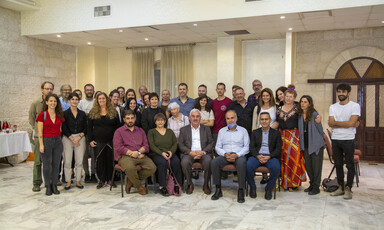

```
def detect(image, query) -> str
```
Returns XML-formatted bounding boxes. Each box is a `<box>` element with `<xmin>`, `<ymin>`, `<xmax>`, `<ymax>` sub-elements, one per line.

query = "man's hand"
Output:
<box><xmin>138</xmin><ymin>154</ymin><xmax>145</xmax><ymax>159</ymax></box>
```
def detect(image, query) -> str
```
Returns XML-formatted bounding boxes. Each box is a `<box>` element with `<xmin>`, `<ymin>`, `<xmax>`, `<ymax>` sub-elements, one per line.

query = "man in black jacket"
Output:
<box><xmin>246</xmin><ymin>112</ymin><xmax>282</xmax><ymax>200</ymax></box>
<box><xmin>227</xmin><ymin>87</ymin><xmax>254</xmax><ymax>134</ymax></box>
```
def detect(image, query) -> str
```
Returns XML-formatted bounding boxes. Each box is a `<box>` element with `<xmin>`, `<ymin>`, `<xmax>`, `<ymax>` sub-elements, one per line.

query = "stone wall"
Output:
<box><xmin>294</xmin><ymin>27</ymin><xmax>384</xmax><ymax>129</ymax></box>
<box><xmin>0</xmin><ymin>7</ymin><xmax>76</xmax><ymax>140</ymax></box>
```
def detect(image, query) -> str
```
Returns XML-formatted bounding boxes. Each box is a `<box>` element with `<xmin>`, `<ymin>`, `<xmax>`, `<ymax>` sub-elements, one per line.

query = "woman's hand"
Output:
<box><xmin>271</xmin><ymin>121</ymin><xmax>279</xmax><ymax>130</ymax></box>
<box><xmin>40</xmin><ymin>145</ymin><xmax>44</xmax><ymax>154</ymax></box>
<box><xmin>167</xmin><ymin>151</ymin><xmax>173</xmax><ymax>159</ymax></box>
<box><xmin>162</xmin><ymin>152</ymin><xmax>169</xmax><ymax>160</ymax></box>
<box><xmin>90</xmin><ymin>141</ymin><xmax>97</xmax><ymax>147</ymax></box>
<box><xmin>315</xmin><ymin>115</ymin><xmax>322</xmax><ymax>123</ymax></box>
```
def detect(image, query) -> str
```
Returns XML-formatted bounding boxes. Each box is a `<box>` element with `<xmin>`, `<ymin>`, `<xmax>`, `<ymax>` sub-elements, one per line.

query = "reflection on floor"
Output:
<box><xmin>0</xmin><ymin>160</ymin><xmax>383</xmax><ymax>230</ymax></box>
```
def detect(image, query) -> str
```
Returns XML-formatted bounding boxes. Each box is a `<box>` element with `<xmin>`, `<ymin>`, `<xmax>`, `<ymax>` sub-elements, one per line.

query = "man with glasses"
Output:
<box><xmin>227</xmin><ymin>87</ymin><xmax>254</xmax><ymax>135</ymax></box>
<box><xmin>29</xmin><ymin>81</ymin><xmax>54</xmax><ymax>192</ymax></box>
<box><xmin>59</xmin><ymin>84</ymin><xmax>72</xmax><ymax>111</ymax></box>
<box><xmin>247</xmin><ymin>80</ymin><xmax>263</xmax><ymax>107</ymax></box>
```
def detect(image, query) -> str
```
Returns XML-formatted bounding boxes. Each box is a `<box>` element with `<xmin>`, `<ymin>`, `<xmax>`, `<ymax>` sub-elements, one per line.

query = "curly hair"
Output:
<box><xmin>297</xmin><ymin>95</ymin><xmax>316</xmax><ymax>123</ymax></box>
<box><xmin>89</xmin><ymin>92</ymin><xmax>117</xmax><ymax>119</ymax></box>
<box><xmin>194</xmin><ymin>95</ymin><xmax>211</xmax><ymax>112</ymax></box>
<box><xmin>43</xmin><ymin>93</ymin><xmax>64</xmax><ymax>119</ymax></box>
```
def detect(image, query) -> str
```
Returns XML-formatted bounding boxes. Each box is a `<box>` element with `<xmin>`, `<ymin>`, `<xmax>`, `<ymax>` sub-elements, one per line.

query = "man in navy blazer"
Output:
<box><xmin>179</xmin><ymin>109</ymin><xmax>214</xmax><ymax>195</ymax></box>
<box><xmin>246</xmin><ymin>112</ymin><xmax>282</xmax><ymax>200</ymax></box>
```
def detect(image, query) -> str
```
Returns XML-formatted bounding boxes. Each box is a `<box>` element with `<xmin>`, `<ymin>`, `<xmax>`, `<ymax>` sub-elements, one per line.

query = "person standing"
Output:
<box><xmin>137</xmin><ymin>85</ymin><xmax>148</xmax><ymax>106</ymax></box>
<box><xmin>196</xmin><ymin>84</ymin><xmax>213</xmax><ymax>104</ymax></box>
<box><xmin>141</xmin><ymin>93</ymin><xmax>167</xmax><ymax>134</ymax></box>
<box><xmin>247</xmin><ymin>80</ymin><xmax>263</xmax><ymax>107</ymax></box>
<box><xmin>59</xmin><ymin>84</ymin><xmax>72</xmax><ymax>111</ymax></box>
<box><xmin>252</xmin><ymin>88</ymin><xmax>278</xmax><ymax>131</ymax></box>
<box><xmin>116</xmin><ymin>86</ymin><xmax>126</xmax><ymax>108</ymax></box>
<box><xmin>29</xmin><ymin>81</ymin><xmax>54</xmax><ymax>192</ymax></box>
<box><xmin>227</xmin><ymin>87</ymin><xmax>254</xmax><ymax>134</ymax></box>
<box><xmin>211</xmin><ymin>83</ymin><xmax>232</xmax><ymax>142</ymax></box>
<box><xmin>62</xmin><ymin>93</ymin><xmax>87</xmax><ymax>190</ymax></box>
<box><xmin>36</xmin><ymin>93</ymin><xmax>65</xmax><ymax>196</ymax></box>
<box><xmin>328</xmin><ymin>83</ymin><xmax>360</xmax><ymax>200</ymax></box>
<box><xmin>298</xmin><ymin>95</ymin><xmax>324</xmax><ymax>195</ymax></box>
<box><xmin>195</xmin><ymin>95</ymin><xmax>214</xmax><ymax>128</ymax></box>
<box><xmin>110</xmin><ymin>89</ymin><xmax>123</xmax><ymax>124</ymax></box>
<box><xmin>159</xmin><ymin>89</ymin><xmax>171</xmax><ymax>113</ymax></box>
<box><xmin>169</xmin><ymin>83</ymin><xmax>196</xmax><ymax>117</ymax></box>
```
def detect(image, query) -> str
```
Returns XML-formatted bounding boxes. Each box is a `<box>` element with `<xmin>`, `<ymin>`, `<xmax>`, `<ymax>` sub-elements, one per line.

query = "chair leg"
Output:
<box><xmin>355</xmin><ymin>163</ymin><xmax>359</xmax><ymax>187</ymax></box>
<box><xmin>121</xmin><ymin>171</ymin><xmax>124</xmax><ymax>198</ymax></box>
<box><xmin>110</xmin><ymin>168</ymin><xmax>116</xmax><ymax>191</ymax></box>
<box><xmin>152</xmin><ymin>174</ymin><xmax>158</xmax><ymax>194</ymax></box>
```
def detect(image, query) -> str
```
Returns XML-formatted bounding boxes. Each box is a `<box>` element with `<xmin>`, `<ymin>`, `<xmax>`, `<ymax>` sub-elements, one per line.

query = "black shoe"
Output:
<box><xmin>192</xmin><ymin>173</ymin><xmax>199</xmax><ymax>180</ymax></box>
<box><xmin>221</xmin><ymin>172</ymin><xmax>228</xmax><ymax>180</ymax></box>
<box><xmin>211</xmin><ymin>188</ymin><xmax>223</xmax><ymax>200</ymax></box>
<box><xmin>96</xmin><ymin>182</ymin><xmax>104</xmax><ymax>189</ymax></box>
<box><xmin>260</xmin><ymin>178</ymin><xmax>268</xmax><ymax>184</ymax></box>
<box><xmin>85</xmin><ymin>174</ymin><xmax>91</xmax><ymax>183</ymax></box>
<box><xmin>309</xmin><ymin>187</ymin><xmax>320</xmax><ymax>195</ymax></box>
<box><xmin>237</xmin><ymin>188</ymin><xmax>245</xmax><ymax>203</ymax></box>
<box><xmin>249</xmin><ymin>188</ymin><xmax>257</xmax><ymax>198</ymax></box>
<box><xmin>160</xmin><ymin>187</ymin><xmax>170</xmax><ymax>197</ymax></box>
<box><xmin>265</xmin><ymin>190</ymin><xmax>272</xmax><ymax>200</ymax></box>
<box><xmin>32</xmin><ymin>184</ymin><xmax>40</xmax><ymax>192</ymax></box>
<box><xmin>304</xmin><ymin>185</ymin><xmax>313</xmax><ymax>193</ymax></box>
<box><xmin>90</xmin><ymin>174</ymin><xmax>98</xmax><ymax>183</ymax></box>
<box><xmin>52</xmin><ymin>185</ymin><xmax>60</xmax><ymax>195</ymax></box>
<box><xmin>46</xmin><ymin>186</ymin><xmax>52</xmax><ymax>196</ymax></box>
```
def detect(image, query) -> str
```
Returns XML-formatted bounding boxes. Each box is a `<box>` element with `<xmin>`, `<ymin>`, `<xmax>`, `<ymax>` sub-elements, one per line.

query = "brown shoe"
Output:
<box><xmin>125</xmin><ymin>179</ymin><xmax>133</xmax><ymax>194</ymax></box>
<box><xmin>203</xmin><ymin>184</ymin><xmax>211</xmax><ymax>195</ymax></box>
<box><xmin>138</xmin><ymin>186</ymin><xmax>147</xmax><ymax>195</ymax></box>
<box><xmin>186</xmin><ymin>183</ymin><xmax>194</xmax><ymax>195</ymax></box>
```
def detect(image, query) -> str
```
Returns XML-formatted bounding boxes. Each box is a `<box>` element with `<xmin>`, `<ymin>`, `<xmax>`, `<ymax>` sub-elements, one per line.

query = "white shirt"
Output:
<box><xmin>329</xmin><ymin>101</ymin><xmax>360</xmax><ymax>140</ymax></box>
<box><xmin>78</xmin><ymin>98</ymin><xmax>94</xmax><ymax>114</ymax></box>
<box><xmin>200</xmin><ymin>110</ymin><xmax>215</xmax><ymax>122</ymax></box>
<box><xmin>191</xmin><ymin>125</ymin><xmax>202</xmax><ymax>151</ymax></box>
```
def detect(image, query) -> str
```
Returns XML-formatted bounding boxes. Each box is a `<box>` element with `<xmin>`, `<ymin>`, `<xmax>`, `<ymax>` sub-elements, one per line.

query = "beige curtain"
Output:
<box><xmin>161</xmin><ymin>45</ymin><xmax>194</xmax><ymax>98</ymax></box>
<box><xmin>132</xmin><ymin>48</ymin><xmax>155</xmax><ymax>92</ymax></box>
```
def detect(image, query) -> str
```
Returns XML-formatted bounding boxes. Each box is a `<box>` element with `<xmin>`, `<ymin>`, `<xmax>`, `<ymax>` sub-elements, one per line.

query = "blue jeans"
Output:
<box><xmin>41</xmin><ymin>136</ymin><xmax>63</xmax><ymax>187</ymax></box>
<box><xmin>246</xmin><ymin>156</ymin><xmax>280</xmax><ymax>192</ymax></box>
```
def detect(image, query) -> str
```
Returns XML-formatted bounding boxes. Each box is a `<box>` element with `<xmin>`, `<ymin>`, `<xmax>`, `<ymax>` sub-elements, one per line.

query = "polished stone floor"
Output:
<box><xmin>0</xmin><ymin>159</ymin><xmax>383</xmax><ymax>230</ymax></box>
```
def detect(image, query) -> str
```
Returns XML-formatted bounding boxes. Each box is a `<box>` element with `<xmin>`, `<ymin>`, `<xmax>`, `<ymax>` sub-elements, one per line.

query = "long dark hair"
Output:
<box><xmin>297</xmin><ymin>95</ymin><xmax>316</xmax><ymax>123</ymax></box>
<box><xmin>195</xmin><ymin>95</ymin><xmax>211</xmax><ymax>112</ymax></box>
<box><xmin>275</xmin><ymin>86</ymin><xmax>287</xmax><ymax>103</ymax></box>
<box><xmin>43</xmin><ymin>93</ymin><xmax>64</xmax><ymax>119</ymax></box>
<box><xmin>126</xmin><ymin>97</ymin><xmax>139</xmax><ymax>113</ymax></box>
<box><xmin>125</xmin><ymin>88</ymin><xmax>137</xmax><ymax>101</ymax></box>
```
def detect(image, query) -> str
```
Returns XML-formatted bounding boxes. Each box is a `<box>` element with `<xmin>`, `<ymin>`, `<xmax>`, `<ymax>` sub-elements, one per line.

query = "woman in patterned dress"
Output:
<box><xmin>276</xmin><ymin>89</ymin><xmax>306</xmax><ymax>191</ymax></box>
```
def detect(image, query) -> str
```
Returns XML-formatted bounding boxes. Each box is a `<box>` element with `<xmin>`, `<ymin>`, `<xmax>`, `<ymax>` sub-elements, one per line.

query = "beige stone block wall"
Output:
<box><xmin>0</xmin><ymin>7</ymin><xmax>76</xmax><ymax>140</ymax></box>
<box><xmin>294</xmin><ymin>27</ymin><xmax>384</xmax><ymax>134</ymax></box>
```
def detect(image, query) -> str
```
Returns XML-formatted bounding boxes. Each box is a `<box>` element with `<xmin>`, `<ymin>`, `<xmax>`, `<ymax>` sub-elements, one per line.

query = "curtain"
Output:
<box><xmin>132</xmin><ymin>48</ymin><xmax>155</xmax><ymax>92</ymax></box>
<box><xmin>161</xmin><ymin>45</ymin><xmax>194</xmax><ymax>98</ymax></box>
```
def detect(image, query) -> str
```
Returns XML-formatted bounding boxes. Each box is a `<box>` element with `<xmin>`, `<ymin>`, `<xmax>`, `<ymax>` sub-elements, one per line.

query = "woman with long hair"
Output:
<box><xmin>141</xmin><ymin>93</ymin><xmax>166</xmax><ymax>134</ymax></box>
<box><xmin>88</xmin><ymin>92</ymin><xmax>120</xmax><ymax>189</ymax></box>
<box><xmin>36</xmin><ymin>93</ymin><xmax>65</xmax><ymax>196</ymax></box>
<box><xmin>297</xmin><ymin>95</ymin><xmax>324</xmax><ymax>195</ymax></box>
<box><xmin>277</xmin><ymin>89</ymin><xmax>306</xmax><ymax>191</ymax></box>
<box><xmin>125</xmin><ymin>97</ymin><xmax>142</xmax><ymax>127</ymax></box>
<box><xmin>252</xmin><ymin>88</ymin><xmax>278</xmax><ymax>131</ymax></box>
<box><xmin>126</xmin><ymin>88</ymin><xmax>143</xmax><ymax>112</ymax></box>
<box><xmin>275</xmin><ymin>86</ymin><xmax>287</xmax><ymax>107</ymax></box>
<box><xmin>195</xmin><ymin>95</ymin><xmax>214</xmax><ymax>127</ymax></box>
<box><xmin>62</xmin><ymin>92</ymin><xmax>87</xmax><ymax>190</ymax></box>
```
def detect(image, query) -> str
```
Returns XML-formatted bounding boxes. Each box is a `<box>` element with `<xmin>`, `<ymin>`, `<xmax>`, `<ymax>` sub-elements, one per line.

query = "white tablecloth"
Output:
<box><xmin>0</xmin><ymin>131</ymin><xmax>32</xmax><ymax>158</ymax></box>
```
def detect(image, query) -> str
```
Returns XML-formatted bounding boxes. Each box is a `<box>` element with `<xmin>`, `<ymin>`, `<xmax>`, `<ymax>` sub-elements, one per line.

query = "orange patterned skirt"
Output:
<box><xmin>280</xmin><ymin>128</ymin><xmax>306</xmax><ymax>189</ymax></box>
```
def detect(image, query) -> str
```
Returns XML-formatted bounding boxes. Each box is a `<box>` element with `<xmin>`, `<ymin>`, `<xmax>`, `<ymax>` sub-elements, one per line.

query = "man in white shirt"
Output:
<box><xmin>328</xmin><ymin>83</ymin><xmax>360</xmax><ymax>200</ymax></box>
<box><xmin>78</xmin><ymin>84</ymin><xmax>95</xmax><ymax>115</ymax></box>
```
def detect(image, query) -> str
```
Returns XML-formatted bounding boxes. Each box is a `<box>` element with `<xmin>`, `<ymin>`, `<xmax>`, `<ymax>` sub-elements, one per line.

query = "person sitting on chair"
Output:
<box><xmin>211</xmin><ymin>110</ymin><xmax>250</xmax><ymax>203</ymax></box>
<box><xmin>113</xmin><ymin>110</ymin><xmax>156</xmax><ymax>195</ymax></box>
<box><xmin>178</xmin><ymin>109</ymin><xmax>214</xmax><ymax>195</ymax></box>
<box><xmin>246</xmin><ymin>112</ymin><xmax>282</xmax><ymax>200</ymax></box>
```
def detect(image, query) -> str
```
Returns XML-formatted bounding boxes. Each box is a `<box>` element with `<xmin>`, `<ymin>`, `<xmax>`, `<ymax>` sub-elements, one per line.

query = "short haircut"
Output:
<box><xmin>232</xmin><ymin>85</ymin><xmax>240</xmax><ymax>90</ymax></box>
<box><xmin>109</xmin><ymin>89</ymin><xmax>119</xmax><ymax>98</ymax></box>
<box><xmin>252</xmin><ymin>79</ymin><xmax>262</xmax><ymax>84</ymax></box>
<box><xmin>234</xmin><ymin>87</ymin><xmax>244</xmax><ymax>92</ymax></box>
<box><xmin>198</xmin><ymin>84</ymin><xmax>207</xmax><ymax>89</ymax></box>
<box><xmin>189</xmin><ymin>108</ymin><xmax>201</xmax><ymax>116</ymax></box>
<box><xmin>68</xmin><ymin>92</ymin><xmax>79</xmax><ymax>100</ymax></box>
<box><xmin>117</xmin><ymin>86</ymin><xmax>125</xmax><ymax>91</ymax></box>
<box><xmin>123</xmin><ymin>109</ymin><xmax>136</xmax><ymax>118</ymax></box>
<box><xmin>336</xmin><ymin>83</ymin><xmax>351</xmax><ymax>92</ymax></box>
<box><xmin>154</xmin><ymin>112</ymin><xmax>166</xmax><ymax>121</ymax></box>
<box><xmin>41</xmin><ymin>81</ymin><xmax>54</xmax><ymax>90</ymax></box>
<box><xmin>285</xmin><ymin>89</ymin><xmax>297</xmax><ymax>98</ymax></box>
<box><xmin>178</xmin><ymin>83</ymin><xmax>188</xmax><ymax>89</ymax></box>
<box><xmin>226</xmin><ymin>110</ymin><xmax>237</xmax><ymax>118</ymax></box>
<box><xmin>60</xmin><ymin>84</ymin><xmax>72</xmax><ymax>92</ymax></box>
<box><xmin>149</xmin><ymin>92</ymin><xmax>159</xmax><ymax>101</ymax></box>
<box><xmin>168</xmin><ymin>102</ymin><xmax>180</xmax><ymax>110</ymax></box>
<box><xmin>162</xmin><ymin>89</ymin><xmax>170</xmax><ymax>94</ymax></box>
<box><xmin>217</xmin><ymin>82</ymin><xmax>226</xmax><ymax>89</ymax></box>
<box><xmin>73</xmin><ymin>89</ymin><xmax>82</xmax><ymax>94</ymax></box>
<box><xmin>259</xmin><ymin>112</ymin><xmax>271</xmax><ymax>119</ymax></box>
<box><xmin>84</xmin><ymin>83</ymin><xmax>94</xmax><ymax>90</ymax></box>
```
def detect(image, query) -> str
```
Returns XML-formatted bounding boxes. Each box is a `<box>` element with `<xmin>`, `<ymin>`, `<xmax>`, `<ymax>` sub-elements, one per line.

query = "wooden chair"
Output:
<box><xmin>110</xmin><ymin>164</ymin><xmax>149</xmax><ymax>197</ymax></box>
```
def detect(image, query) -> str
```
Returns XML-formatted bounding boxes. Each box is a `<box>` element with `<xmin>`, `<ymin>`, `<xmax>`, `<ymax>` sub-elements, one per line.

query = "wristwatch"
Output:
<box><xmin>137</xmin><ymin>150</ymin><xmax>141</xmax><ymax>155</ymax></box>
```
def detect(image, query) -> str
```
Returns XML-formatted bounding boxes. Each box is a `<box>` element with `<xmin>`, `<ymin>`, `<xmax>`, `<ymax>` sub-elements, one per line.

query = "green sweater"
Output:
<box><xmin>147</xmin><ymin>128</ymin><xmax>177</xmax><ymax>156</ymax></box>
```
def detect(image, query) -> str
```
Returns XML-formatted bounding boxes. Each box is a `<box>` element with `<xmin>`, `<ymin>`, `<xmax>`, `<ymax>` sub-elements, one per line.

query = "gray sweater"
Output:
<box><xmin>298</xmin><ymin>111</ymin><xmax>325</xmax><ymax>155</ymax></box>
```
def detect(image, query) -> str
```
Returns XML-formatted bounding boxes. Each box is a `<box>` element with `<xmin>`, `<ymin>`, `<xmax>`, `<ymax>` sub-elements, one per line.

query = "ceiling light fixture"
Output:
<box><xmin>193</xmin><ymin>24</ymin><xmax>198</xmax><ymax>26</ymax></box>
<box><xmin>87</xmin><ymin>42</ymin><xmax>92</xmax><ymax>45</ymax></box>
<box><xmin>381</xmin><ymin>20</ymin><xmax>384</xmax><ymax>24</ymax></box>
<box><xmin>56</xmin><ymin>34</ymin><xmax>61</xmax><ymax>38</ymax></box>
<box><xmin>288</xmin><ymin>27</ymin><xmax>293</xmax><ymax>31</ymax></box>
<box><xmin>144</xmin><ymin>38</ymin><xmax>149</xmax><ymax>41</ymax></box>
<box><xmin>119</xmin><ymin>29</ymin><xmax>123</xmax><ymax>32</ymax></box>
<box><xmin>280</xmin><ymin>16</ymin><xmax>286</xmax><ymax>19</ymax></box>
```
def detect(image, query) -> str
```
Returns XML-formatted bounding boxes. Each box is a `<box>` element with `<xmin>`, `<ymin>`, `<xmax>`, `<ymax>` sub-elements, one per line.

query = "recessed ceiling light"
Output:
<box><xmin>280</xmin><ymin>16</ymin><xmax>286</xmax><ymax>19</ymax></box>
<box><xmin>56</xmin><ymin>34</ymin><xmax>61</xmax><ymax>38</ymax></box>
<box><xmin>193</xmin><ymin>23</ymin><xmax>198</xmax><ymax>26</ymax></box>
<box><xmin>288</xmin><ymin>27</ymin><xmax>293</xmax><ymax>31</ymax></box>
<box><xmin>144</xmin><ymin>38</ymin><xmax>149</xmax><ymax>41</ymax></box>
<box><xmin>381</xmin><ymin>20</ymin><xmax>384</xmax><ymax>24</ymax></box>
<box><xmin>87</xmin><ymin>42</ymin><xmax>92</xmax><ymax>45</ymax></box>
<box><xmin>119</xmin><ymin>29</ymin><xmax>123</xmax><ymax>32</ymax></box>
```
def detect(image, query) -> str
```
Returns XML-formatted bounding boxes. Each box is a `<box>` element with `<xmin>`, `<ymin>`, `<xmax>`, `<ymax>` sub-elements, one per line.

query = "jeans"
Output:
<box><xmin>332</xmin><ymin>139</ymin><xmax>355</xmax><ymax>188</ymax></box>
<box><xmin>41</xmin><ymin>136</ymin><xmax>63</xmax><ymax>187</ymax></box>
<box><xmin>246</xmin><ymin>156</ymin><xmax>280</xmax><ymax>192</ymax></box>
<box><xmin>33</xmin><ymin>137</ymin><xmax>42</xmax><ymax>186</ymax></box>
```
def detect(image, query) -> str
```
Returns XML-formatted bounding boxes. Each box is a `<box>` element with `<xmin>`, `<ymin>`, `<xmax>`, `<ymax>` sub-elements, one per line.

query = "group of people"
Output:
<box><xmin>29</xmin><ymin>79</ymin><xmax>360</xmax><ymax>202</ymax></box>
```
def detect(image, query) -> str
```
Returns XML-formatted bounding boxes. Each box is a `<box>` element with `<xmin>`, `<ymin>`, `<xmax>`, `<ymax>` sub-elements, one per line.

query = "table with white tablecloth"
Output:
<box><xmin>0</xmin><ymin>131</ymin><xmax>32</xmax><ymax>164</ymax></box>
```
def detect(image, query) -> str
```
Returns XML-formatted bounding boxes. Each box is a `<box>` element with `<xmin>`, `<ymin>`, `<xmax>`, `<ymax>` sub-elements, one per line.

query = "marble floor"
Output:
<box><xmin>0</xmin><ymin>160</ymin><xmax>383</xmax><ymax>230</ymax></box>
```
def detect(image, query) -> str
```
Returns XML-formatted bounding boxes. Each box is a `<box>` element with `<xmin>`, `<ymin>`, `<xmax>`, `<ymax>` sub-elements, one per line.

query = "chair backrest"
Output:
<box><xmin>323</xmin><ymin>133</ymin><xmax>334</xmax><ymax>164</ymax></box>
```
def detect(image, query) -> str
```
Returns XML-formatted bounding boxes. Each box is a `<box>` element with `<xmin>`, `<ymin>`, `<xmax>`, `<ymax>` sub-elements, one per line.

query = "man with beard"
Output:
<box><xmin>117</xmin><ymin>86</ymin><xmax>126</xmax><ymax>107</ymax></box>
<box><xmin>328</xmin><ymin>83</ymin><xmax>360</xmax><ymax>200</ymax></box>
<box><xmin>110</xmin><ymin>89</ymin><xmax>123</xmax><ymax>124</ymax></box>
<box><xmin>196</xmin><ymin>84</ymin><xmax>212</xmax><ymax>104</ymax></box>
<box><xmin>113</xmin><ymin>110</ymin><xmax>156</xmax><ymax>195</ymax></box>
<box><xmin>227</xmin><ymin>87</ymin><xmax>254</xmax><ymax>135</ymax></box>
<box><xmin>137</xmin><ymin>85</ymin><xmax>148</xmax><ymax>106</ymax></box>
<box><xmin>59</xmin><ymin>84</ymin><xmax>72</xmax><ymax>111</ymax></box>
<box><xmin>247</xmin><ymin>80</ymin><xmax>263</xmax><ymax>107</ymax></box>
<box><xmin>78</xmin><ymin>84</ymin><xmax>97</xmax><ymax>183</ymax></box>
<box><xmin>169</xmin><ymin>83</ymin><xmax>196</xmax><ymax>117</ymax></box>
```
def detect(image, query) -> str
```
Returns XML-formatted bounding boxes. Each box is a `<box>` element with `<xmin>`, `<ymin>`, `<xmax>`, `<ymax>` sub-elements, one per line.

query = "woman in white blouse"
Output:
<box><xmin>167</xmin><ymin>102</ymin><xmax>190</xmax><ymax>139</ymax></box>
<box><xmin>252</xmin><ymin>88</ymin><xmax>278</xmax><ymax>131</ymax></box>
<box><xmin>195</xmin><ymin>95</ymin><xmax>214</xmax><ymax>127</ymax></box>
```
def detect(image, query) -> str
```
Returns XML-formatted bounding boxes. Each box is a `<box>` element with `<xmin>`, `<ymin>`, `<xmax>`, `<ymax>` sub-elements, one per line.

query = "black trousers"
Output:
<box><xmin>42</xmin><ymin>137</ymin><xmax>63</xmax><ymax>187</ymax></box>
<box><xmin>150</xmin><ymin>154</ymin><xmax>182</xmax><ymax>187</ymax></box>
<box><xmin>181</xmin><ymin>154</ymin><xmax>211</xmax><ymax>186</ymax></box>
<box><xmin>332</xmin><ymin>140</ymin><xmax>355</xmax><ymax>188</ymax></box>
<box><xmin>94</xmin><ymin>142</ymin><xmax>114</xmax><ymax>182</ymax></box>
<box><xmin>303</xmin><ymin>147</ymin><xmax>324</xmax><ymax>189</ymax></box>
<box><xmin>211</xmin><ymin>156</ymin><xmax>246</xmax><ymax>189</ymax></box>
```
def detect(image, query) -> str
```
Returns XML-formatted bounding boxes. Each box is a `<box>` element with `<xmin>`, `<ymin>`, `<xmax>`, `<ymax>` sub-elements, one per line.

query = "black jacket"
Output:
<box><xmin>227</xmin><ymin>100</ymin><xmax>254</xmax><ymax>132</ymax></box>
<box><xmin>249</xmin><ymin>127</ymin><xmax>282</xmax><ymax>159</ymax></box>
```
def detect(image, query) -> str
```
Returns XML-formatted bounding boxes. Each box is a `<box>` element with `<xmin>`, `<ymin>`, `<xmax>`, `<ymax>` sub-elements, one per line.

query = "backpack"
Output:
<box><xmin>321</xmin><ymin>177</ymin><xmax>339</xmax><ymax>192</ymax></box>
<box><xmin>166</xmin><ymin>159</ymin><xmax>182</xmax><ymax>196</ymax></box>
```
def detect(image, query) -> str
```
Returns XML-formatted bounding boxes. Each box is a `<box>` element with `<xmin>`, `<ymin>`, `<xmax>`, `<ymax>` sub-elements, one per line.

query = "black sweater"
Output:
<box><xmin>141</xmin><ymin>107</ymin><xmax>166</xmax><ymax>134</ymax></box>
<box><xmin>62</xmin><ymin>108</ymin><xmax>87</xmax><ymax>138</ymax></box>
<box><xmin>87</xmin><ymin>115</ymin><xmax>120</xmax><ymax>143</ymax></box>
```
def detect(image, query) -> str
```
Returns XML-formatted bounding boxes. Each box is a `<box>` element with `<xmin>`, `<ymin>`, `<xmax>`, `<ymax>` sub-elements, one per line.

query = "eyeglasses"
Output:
<box><xmin>43</xmin><ymin>88</ymin><xmax>53</xmax><ymax>90</ymax></box>
<box><xmin>253</xmin><ymin>84</ymin><xmax>262</xmax><ymax>87</ymax></box>
<box><xmin>260</xmin><ymin>118</ymin><xmax>270</xmax><ymax>121</ymax></box>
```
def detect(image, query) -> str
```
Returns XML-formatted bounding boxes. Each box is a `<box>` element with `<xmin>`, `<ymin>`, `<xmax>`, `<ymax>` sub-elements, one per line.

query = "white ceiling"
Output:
<box><xmin>29</xmin><ymin>4</ymin><xmax>384</xmax><ymax>48</ymax></box>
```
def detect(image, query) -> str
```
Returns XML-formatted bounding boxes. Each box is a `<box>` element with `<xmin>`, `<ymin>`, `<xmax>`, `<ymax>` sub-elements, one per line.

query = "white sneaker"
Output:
<box><xmin>330</xmin><ymin>186</ymin><xmax>344</xmax><ymax>196</ymax></box>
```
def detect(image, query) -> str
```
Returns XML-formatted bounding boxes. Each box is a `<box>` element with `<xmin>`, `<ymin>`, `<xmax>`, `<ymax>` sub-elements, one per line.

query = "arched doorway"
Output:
<box><xmin>334</xmin><ymin>57</ymin><xmax>384</xmax><ymax>161</ymax></box>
